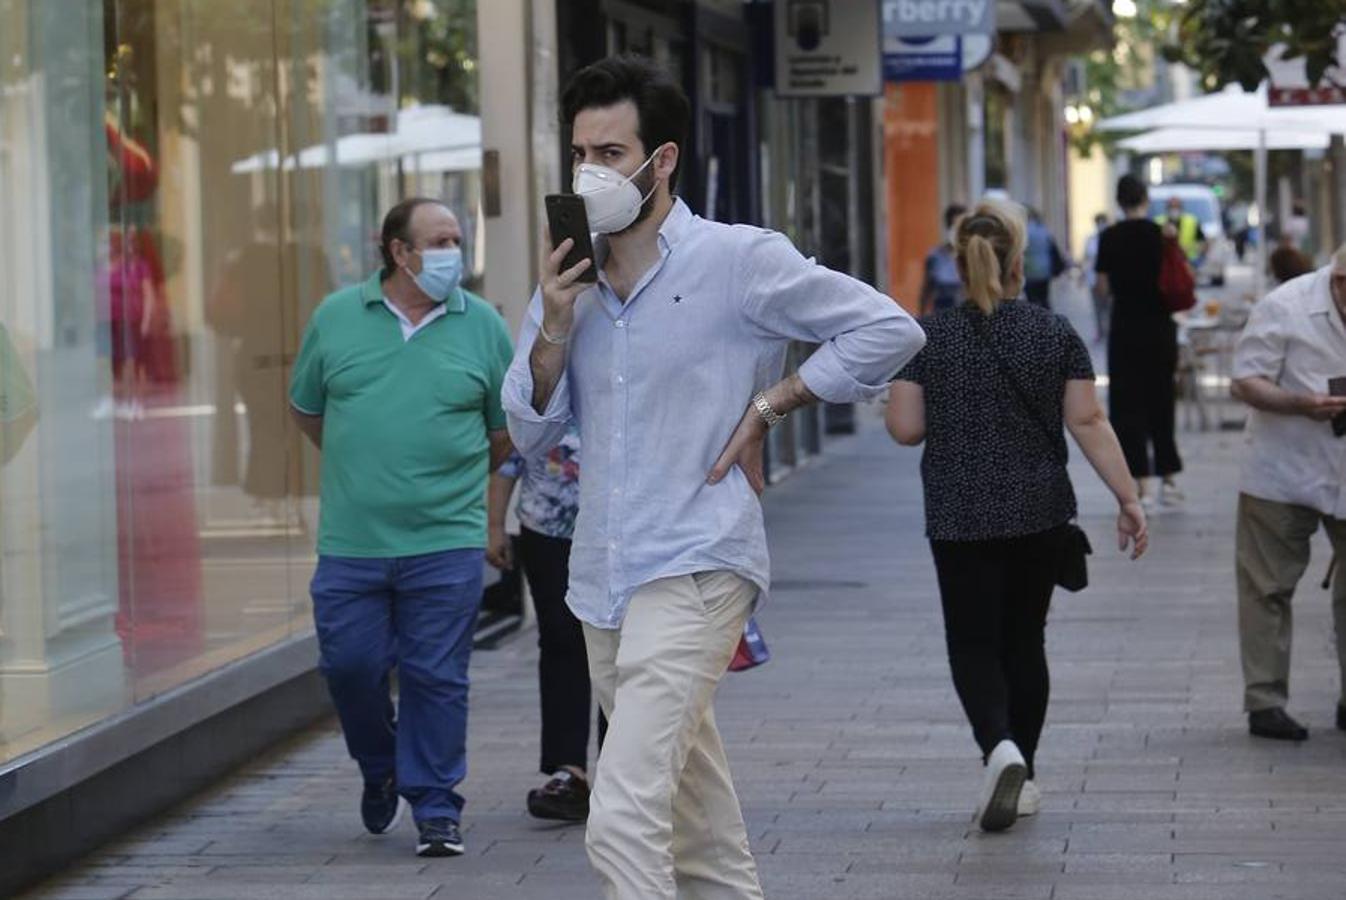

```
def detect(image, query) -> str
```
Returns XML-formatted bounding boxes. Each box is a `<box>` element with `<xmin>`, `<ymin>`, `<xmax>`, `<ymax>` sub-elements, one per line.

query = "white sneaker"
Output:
<box><xmin>1017</xmin><ymin>780</ymin><xmax>1041</xmax><ymax>817</ymax></box>
<box><xmin>977</xmin><ymin>740</ymin><xmax>1027</xmax><ymax>832</ymax></box>
<box><xmin>1160</xmin><ymin>479</ymin><xmax>1185</xmax><ymax>507</ymax></box>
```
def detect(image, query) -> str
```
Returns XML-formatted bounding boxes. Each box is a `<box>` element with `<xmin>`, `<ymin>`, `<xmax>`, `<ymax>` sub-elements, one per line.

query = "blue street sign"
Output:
<box><xmin>883</xmin><ymin>34</ymin><xmax>962</xmax><ymax>82</ymax></box>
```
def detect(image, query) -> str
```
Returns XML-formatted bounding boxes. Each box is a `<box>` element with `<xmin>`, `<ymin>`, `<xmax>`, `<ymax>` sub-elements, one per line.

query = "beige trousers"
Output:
<box><xmin>1236</xmin><ymin>493</ymin><xmax>1346</xmax><ymax>711</ymax></box>
<box><xmin>582</xmin><ymin>571</ymin><xmax>765</xmax><ymax>900</ymax></box>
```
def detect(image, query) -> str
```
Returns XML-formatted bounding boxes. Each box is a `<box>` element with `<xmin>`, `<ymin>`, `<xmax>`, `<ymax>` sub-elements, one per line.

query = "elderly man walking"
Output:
<box><xmin>289</xmin><ymin>198</ymin><xmax>513</xmax><ymax>856</ymax></box>
<box><xmin>503</xmin><ymin>55</ymin><xmax>925</xmax><ymax>899</ymax></box>
<box><xmin>1231</xmin><ymin>245</ymin><xmax>1346</xmax><ymax>741</ymax></box>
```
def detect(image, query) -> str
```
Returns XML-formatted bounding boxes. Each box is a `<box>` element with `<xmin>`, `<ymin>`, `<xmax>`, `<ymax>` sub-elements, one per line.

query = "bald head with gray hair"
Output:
<box><xmin>1331</xmin><ymin>244</ymin><xmax>1346</xmax><ymax>313</ymax></box>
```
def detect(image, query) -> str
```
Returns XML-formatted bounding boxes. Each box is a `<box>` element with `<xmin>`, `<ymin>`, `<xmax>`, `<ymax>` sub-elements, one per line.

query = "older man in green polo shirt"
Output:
<box><xmin>289</xmin><ymin>197</ymin><xmax>513</xmax><ymax>858</ymax></box>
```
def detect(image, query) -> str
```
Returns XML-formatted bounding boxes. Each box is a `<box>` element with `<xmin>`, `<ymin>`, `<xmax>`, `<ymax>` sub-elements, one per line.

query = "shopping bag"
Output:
<box><xmin>728</xmin><ymin>615</ymin><xmax>771</xmax><ymax>672</ymax></box>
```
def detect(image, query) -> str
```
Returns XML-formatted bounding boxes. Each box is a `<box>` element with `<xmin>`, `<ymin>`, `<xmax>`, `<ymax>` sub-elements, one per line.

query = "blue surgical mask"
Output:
<box><xmin>409</xmin><ymin>247</ymin><xmax>463</xmax><ymax>302</ymax></box>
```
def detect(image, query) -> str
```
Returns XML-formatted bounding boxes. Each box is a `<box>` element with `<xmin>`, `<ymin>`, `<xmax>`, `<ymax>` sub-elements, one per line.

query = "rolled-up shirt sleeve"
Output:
<box><xmin>1232</xmin><ymin>294</ymin><xmax>1286</xmax><ymax>383</ymax></box>
<box><xmin>736</xmin><ymin>229</ymin><xmax>926</xmax><ymax>402</ymax></box>
<box><xmin>502</xmin><ymin>289</ymin><xmax>574</xmax><ymax>457</ymax></box>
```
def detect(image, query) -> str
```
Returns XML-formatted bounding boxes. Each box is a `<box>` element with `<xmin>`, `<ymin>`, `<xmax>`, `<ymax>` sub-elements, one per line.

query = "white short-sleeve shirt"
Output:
<box><xmin>1232</xmin><ymin>266</ymin><xmax>1346</xmax><ymax>518</ymax></box>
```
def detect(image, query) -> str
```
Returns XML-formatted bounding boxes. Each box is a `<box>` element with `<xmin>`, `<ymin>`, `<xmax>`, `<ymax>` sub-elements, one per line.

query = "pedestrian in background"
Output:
<box><xmin>1023</xmin><ymin>207</ymin><xmax>1067</xmax><ymax>309</ymax></box>
<box><xmin>1157</xmin><ymin>195</ymin><xmax>1207</xmax><ymax>266</ymax></box>
<box><xmin>920</xmin><ymin>203</ymin><xmax>967</xmax><ymax>315</ymax></box>
<box><xmin>887</xmin><ymin>198</ymin><xmax>1148</xmax><ymax>833</ymax></box>
<box><xmin>504</xmin><ymin>54</ymin><xmax>924</xmax><ymax>899</ymax></box>
<box><xmin>1095</xmin><ymin>175</ymin><xmax>1185</xmax><ymax>509</ymax></box>
<box><xmin>1083</xmin><ymin>212</ymin><xmax>1109</xmax><ymax>343</ymax></box>
<box><xmin>1230</xmin><ymin>245</ymin><xmax>1346</xmax><ymax>742</ymax></box>
<box><xmin>487</xmin><ymin>426</ymin><xmax>607</xmax><ymax>822</ymax></box>
<box><xmin>289</xmin><ymin>198</ymin><xmax>514</xmax><ymax>858</ymax></box>
<box><xmin>1283</xmin><ymin>199</ymin><xmax>1311</xmax><ymax>256</ymax></box>
<box><xmin>1269</xmin><ymin>228</ymin><xmax>1313</xmax><ymax>286</ymax></box>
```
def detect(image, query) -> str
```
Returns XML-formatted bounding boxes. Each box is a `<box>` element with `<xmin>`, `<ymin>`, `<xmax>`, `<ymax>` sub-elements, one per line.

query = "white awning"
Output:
<box><xmin>1117</xmin><ymin>128</ymin><xmax>1330</xmax><ymax>153</ymax></box>
<box><xmin>1098</xmin><ymin>83</ymin><xmax>1346</xmax><ymax>134</ymax></box>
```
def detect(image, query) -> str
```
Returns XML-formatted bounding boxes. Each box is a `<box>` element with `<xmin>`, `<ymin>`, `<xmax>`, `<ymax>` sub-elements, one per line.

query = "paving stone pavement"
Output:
<box><xmin>21</xmin><ymin>406</ymin><xmax>1346</xmax><ymax>900</ymax></box>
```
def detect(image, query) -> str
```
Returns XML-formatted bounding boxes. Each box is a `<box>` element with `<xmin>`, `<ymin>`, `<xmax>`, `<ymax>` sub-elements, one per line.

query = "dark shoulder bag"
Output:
<box><xmin>972</xmin><ymin>315</ymin><xmax>1093</xmax><ymax>592</ymax></box>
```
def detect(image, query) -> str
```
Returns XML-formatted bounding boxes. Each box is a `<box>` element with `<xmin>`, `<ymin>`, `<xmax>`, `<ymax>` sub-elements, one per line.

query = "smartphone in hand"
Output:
<box><xmin>544</xmin><ymin>194</ymin><xmax>598</xmax><ymax>284</ymax></box>
<box><xmin>1329</xmin><ymin>376</ymin><xmax>1346</xmax><ymax>437</ymax></box>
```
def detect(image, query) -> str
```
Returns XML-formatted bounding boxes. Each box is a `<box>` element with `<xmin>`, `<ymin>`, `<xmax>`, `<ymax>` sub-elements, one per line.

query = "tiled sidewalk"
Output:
<box><xmin>24</xmin><ymin>412</ymin><xmax>1346</xmax><ymax>900</ymax></box>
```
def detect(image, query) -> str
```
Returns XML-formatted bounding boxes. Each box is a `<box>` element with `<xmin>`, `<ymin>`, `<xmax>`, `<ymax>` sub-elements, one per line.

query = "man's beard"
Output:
<box><xmin>612</xmin><ymin>165</ymin><xmax>660</xmax><ymax>236</ymax></box>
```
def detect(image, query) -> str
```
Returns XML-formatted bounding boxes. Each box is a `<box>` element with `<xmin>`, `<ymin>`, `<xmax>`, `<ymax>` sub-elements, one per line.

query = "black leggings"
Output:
<box><xmin>930</xmin><ymin>526</ymin><xmax>1064</xmax><ymax>779</ymax></box>
<box><xmin>517</xmin><ymin>527</ymin><xmax>606</xmax><ymax>774</ymax></box>
<box><xmin>1109</xmin><ymin>330</ymin><xmax>1182</xmax><ymax>479</ymax></box>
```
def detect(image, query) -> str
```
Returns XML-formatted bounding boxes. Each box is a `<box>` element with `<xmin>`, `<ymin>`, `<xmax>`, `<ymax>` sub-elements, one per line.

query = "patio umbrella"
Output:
<box><xmin>292</xmin><ymin>105</ymin><xmax>481</xmax><ymax>169</ymax></box>
<box><xmin>231</xmin><ymin>105</ymin><xmax>482</xmax><ymax>174</ymax></box>
<box><xmin>1099</xmin><ymin>84</ymin><xmax>1346</xmax><ymax>134</ymax></box>
<box><xmin>1099</xmin><ymin>84</ymin><xmax>1346</xmax><ymax>299</ymax></box>
<box><xmin>1117</xmin><ymin>127</ymin><xmax>1329</xmax><ymax>153</ymax></box>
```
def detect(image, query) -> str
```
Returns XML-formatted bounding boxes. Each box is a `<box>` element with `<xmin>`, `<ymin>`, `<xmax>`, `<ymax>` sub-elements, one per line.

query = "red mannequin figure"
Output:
<box><xmin>103</xmin><ymin>113</ymin><xmax>203</xmax><ymax>677</ymax></box>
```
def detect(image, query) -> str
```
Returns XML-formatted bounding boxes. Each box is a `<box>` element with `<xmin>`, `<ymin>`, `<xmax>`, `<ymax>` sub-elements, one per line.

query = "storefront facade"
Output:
<box><xmin>1</xmin><ymin>0</ymin><xmax>490</xmax><ymax>821</ymax></box>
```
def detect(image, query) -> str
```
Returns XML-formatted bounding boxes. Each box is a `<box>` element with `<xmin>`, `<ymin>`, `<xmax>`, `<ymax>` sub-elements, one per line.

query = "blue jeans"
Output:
<box><xmin>311</xmin><ymin>549</ymin><xmax>483</xmax><ymax>823</ymax></box>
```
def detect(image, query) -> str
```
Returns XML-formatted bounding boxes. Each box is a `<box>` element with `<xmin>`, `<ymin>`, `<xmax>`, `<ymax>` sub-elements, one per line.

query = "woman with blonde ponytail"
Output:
<box><xmin>959</xmin><ymin>227</ymin><xmax>1016</xmax><ymax>314</ymax></box>
<box><xmin>885</xmin><ymin>199</ymin><xmax>1148</xmax><ymax>832</ymax></box>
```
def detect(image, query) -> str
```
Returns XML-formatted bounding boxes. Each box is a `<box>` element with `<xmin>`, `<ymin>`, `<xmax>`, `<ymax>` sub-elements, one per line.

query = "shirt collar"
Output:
<box><xmin>593</xmin><ymin>197</ymin><xmax>695</xmax><ymax>267</ymax></box>
<box><xmin>361</xmin><ymin>270</ymin><xmax>467</xmax><ymax>313</ymax></box>
<box><xmin>1310</xmin><ymin>267</ymin><xmax>1346</xmax><ymax>332</ymax></box>
<box><xmin>658</xmin><ymin>197</ymin><xmax>694</xmax><ymax>249</ymax></box>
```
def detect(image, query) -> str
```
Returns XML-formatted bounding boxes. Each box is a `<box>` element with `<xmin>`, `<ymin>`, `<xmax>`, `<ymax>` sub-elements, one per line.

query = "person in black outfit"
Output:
<box><xmin>487</xmin><ymin>431</ymin><xmax>606</xmax><ymax>822</ymax></box>
<box><xmin>1094</xmin><ymin>175</ymin><xmax>1185</xmax><ymax>508</ymax></box>
<box><xmin>887</xmin><ymin>199</ymin><xmax>1148</xmax><ymax>833</ymax></box>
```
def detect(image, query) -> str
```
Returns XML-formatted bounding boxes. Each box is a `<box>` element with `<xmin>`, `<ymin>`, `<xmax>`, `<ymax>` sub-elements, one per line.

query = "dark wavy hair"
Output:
<box><xmin>379</xmin><ymin>197</ymin><xmax>444</xmax><ymax>280</ymax></box>
<box><xmin>1116</xmin><ymin>174</ymin><xmax>1148</xmax><ymax>211</ymax></box>
<box><xmin>560</xmin><ymin>54</ymin><xmax>691</xmax><ymax>190</ymax></box>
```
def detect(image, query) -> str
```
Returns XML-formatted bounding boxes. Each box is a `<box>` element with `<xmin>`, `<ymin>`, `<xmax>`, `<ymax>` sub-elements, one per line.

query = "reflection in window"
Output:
<box><xmin>0</xmin><ymin>0</ymin><xmax>483</xmax><ymax>765</ymax></box>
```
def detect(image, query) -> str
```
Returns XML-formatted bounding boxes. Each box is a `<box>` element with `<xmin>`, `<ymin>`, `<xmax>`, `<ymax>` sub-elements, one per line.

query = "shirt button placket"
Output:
<box><xmin>609</xmin><ymin>314</ymin><xmax>629</xmax><ymax>620</ymax></box>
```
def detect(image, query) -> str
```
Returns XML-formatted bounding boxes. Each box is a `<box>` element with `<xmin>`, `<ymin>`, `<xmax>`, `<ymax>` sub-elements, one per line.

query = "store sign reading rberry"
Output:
<box><xmin>883</xmin><ymin>0</ymin><xmax>996</xmax><ymax>37</ymax></box>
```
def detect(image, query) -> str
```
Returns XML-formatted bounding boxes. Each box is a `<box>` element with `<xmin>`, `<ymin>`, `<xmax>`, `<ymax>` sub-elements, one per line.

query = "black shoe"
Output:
<box><xmin>360</xmin><ymin>776</ymin><xmax>405</xmax><ymax>835</ymax></box>
<box><xmin>416</xmin><ymin>818</ymin><xmax>464</xmax><ymax>857</ymax></box>
<box><xmin>1249</xmin><ymin>707</ymin><xmax>1309</xmax><ymax>741</ymax></box>
<box><xmin>1337</xmin><ymin>704</ymin><xmax>1346</xmax><ymax>732</ymax></box>
<box><xmin>527</xmin><ymin>770</ymin><xmax>591</xmax><ymax>822</ymax></box>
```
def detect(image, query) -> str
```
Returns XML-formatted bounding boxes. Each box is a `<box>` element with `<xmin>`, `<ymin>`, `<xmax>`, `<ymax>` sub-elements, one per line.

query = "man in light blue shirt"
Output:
<box><xmin>503</xmin><ymin>56</ymin><xmax>924</xmax><ymax>899</ymax></box>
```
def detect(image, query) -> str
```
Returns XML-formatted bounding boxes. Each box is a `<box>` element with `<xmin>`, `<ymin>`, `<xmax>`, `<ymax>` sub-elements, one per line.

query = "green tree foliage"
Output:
<box><xmin>1067</xmin><ymin>0</ymin><xmax>1174</xmax><ymax>156</ymax></box>
<box><xmin>397</xmin><ymin>0</ymin><xmax>479</xmax><ymax>113</ymax></box>
<box><xmin>1163</xmin><ymin>0</ymin><xmax>1346</xmax><ymax>92</ymax></box>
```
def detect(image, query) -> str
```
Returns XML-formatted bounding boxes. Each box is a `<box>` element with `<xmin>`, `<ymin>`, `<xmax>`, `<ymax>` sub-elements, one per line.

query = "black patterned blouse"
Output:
<box><xmin>895</xmin><ymin>300</ymin><xmax>1096</xmax><ymax>542</ymax></box>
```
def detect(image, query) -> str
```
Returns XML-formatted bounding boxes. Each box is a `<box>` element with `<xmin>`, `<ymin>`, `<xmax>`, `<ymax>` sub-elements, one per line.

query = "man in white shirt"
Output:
<box><xmin>1231</xmin><ymin>245</ymin><xmax>1346</xmax><ymax>741</ymax></box>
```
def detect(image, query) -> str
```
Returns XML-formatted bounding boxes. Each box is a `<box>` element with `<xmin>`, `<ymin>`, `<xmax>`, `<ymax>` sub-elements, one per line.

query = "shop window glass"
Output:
<box><xmin>0</xmin><ymin>0</ymin><xmax>481</xmax><ymax>765</ymax></box>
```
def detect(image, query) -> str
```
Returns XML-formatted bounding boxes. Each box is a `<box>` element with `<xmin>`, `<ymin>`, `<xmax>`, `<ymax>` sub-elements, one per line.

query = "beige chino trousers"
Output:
<box><xmin>1236</xmin><ymin>493</ymin><xmax>1346</xmax><ymax>712</ymax></box>
<box><xmin>582</xmin><ymin>571</ymin><xmax>765</xmax><ymax>900</ymax></box>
